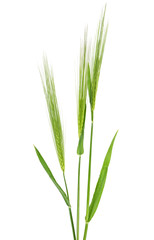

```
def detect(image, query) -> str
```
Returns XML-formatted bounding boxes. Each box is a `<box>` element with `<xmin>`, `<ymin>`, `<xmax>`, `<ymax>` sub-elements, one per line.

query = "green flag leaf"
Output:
<box><xmin>87</xmin><ymin>131</ymin><xmax>118</xmax><ymax>222</ymax></box>
<box><xmin>34</xmin><ymin>146</ymin><xmax>70</xmax><ymax>207</ymax></box>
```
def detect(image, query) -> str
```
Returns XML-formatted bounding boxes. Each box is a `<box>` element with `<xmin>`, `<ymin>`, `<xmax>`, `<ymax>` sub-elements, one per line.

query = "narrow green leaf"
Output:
<box><xmin>87</xmin><ymin>131</ymin><xmax>118</xmax><ymax>222</ymax></box>
<box><xmin>77</xmin><ymin>105</ymin><xmax>86</xmax><ymax>155</ymax></box>
<box><xmin>34</xmin><ymin>146</ymin><xmax>70</xmax><ymax>207</ymax></box>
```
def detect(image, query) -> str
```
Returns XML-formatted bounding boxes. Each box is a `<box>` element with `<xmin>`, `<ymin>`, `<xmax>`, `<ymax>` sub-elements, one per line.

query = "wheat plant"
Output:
<box><xmin>34</xmin><ymin>5</ymin><xmax>118</xmax><ymax>240</ymax></box>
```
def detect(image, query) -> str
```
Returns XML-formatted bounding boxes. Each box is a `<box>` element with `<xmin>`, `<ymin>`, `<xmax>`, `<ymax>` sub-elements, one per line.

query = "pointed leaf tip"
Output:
<box><xmin>34</xmin><ymin>146</ymin><xmax>70</xmax><ymax>206</ymax></box>
<box><xmin>87</xmin><ymin>131</ymin><xmax>118</xmax><ymax>222</ymax></box>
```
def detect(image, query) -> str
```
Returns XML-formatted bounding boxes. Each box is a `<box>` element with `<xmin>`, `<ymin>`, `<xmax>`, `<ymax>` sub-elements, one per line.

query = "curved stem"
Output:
<box><xmin>83</xmin><ymin>117</ymin><xmax>94</xmax><ymax>240</ymax></box>
<box><xmin>63</xmin><ymin>173</ymin><xmax>76</xmax><ymax>240</ymax></box>
<box><xmin>77</xmin><ymin>155</ymin><xmax>81</xmax><ymax>240</ymax></box>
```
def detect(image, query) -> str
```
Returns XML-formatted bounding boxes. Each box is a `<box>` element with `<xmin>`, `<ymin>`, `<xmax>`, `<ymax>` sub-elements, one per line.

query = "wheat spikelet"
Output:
<box><xmin>90</xmin><ymin>5</ymin><xmax>108</xmax><ymax>111</ymax></box>
<box><xmin>40</xmin><ymin>57</ymin><xmax>65</xmax><ymax>172</ymax></box>
<box><xmin>77</xmin><ymin>29</ymin><xmax>88</xmax><ymax>137</ymax></box>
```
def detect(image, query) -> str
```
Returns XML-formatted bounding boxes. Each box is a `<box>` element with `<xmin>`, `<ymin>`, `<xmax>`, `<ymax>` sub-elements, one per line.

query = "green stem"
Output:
<box><xmin>83</xmin><ymin>113</ymin><xmax>94</xmax><ymax>240</ymax></box>
<box><xmin>77</xmin><ymin>155</ymin><xmax>81</xmax><ymax>240</ymax></box>
<box><xmin>63</xmin><ymin>173</ymin><xmax>76</xmax><ymax>240</ymax></box>
<box><xmin>83</xmin><ymin>223</ymin><xmax>88</xmax><ymax>240</ymax></box>
<box><xmin>86</xmin><ymin>122</ymin><xmax>93</xmax><ymax>214</ymax></box>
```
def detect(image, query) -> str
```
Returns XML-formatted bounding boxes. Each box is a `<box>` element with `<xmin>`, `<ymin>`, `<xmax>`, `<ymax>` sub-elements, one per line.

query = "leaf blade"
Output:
<box><xmin>87</xmin><ymin>131</ymin><xmax>118</xmax><ymax>222</ymax></box>
<box><xmin>34</xmin><ymin>146</ymin><xmax>70</xmax><ymax>206</ymax></box>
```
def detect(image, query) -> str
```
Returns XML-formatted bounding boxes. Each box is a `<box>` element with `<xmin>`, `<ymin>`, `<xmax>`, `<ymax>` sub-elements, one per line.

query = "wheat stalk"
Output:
<box><xmin>76</xmin><ymin>29</ymin><xmax>89</xmax><ymax>240</ymax></box>
<box><xmin>34</xmin><ymin>5</ymin><xmax>118</xmax><ymax>240</ymax></box>
<box><xmin>39</xmin><ymin>57</ymin><xmax>76</xmax><ymax>239</ymax></box>
<box><xmin>84</xmin><ymin>5</ymin><xmax>109</xmax><ymax>239</ymax></box>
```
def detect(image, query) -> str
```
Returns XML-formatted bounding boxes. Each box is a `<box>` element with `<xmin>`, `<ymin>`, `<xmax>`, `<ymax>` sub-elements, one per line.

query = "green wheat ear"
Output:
<box><xmin>77</xmin><ymin>29</ymin><xmax>88</xmax><ymax>155</ymax></box>
<box><xmin>88</xmin><ymin>5</ymin><xmax>108</xmax><ymax>112</ymax></box>
<box><xmin>77</xmin><ymin>29</ymin><xmax>88</xmax><ymax>137</ymax></box>
<box><xmin>40</xmin><ymin>57</ymin><xmax>65</xmax><ymax>172</ymax></box>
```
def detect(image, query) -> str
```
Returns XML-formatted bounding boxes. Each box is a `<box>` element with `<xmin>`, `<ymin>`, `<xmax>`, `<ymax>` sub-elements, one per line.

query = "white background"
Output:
<box><xmin>0</xmin><ymin>0</ymin><xmax>154</xmax><ymax>239</ymax></box>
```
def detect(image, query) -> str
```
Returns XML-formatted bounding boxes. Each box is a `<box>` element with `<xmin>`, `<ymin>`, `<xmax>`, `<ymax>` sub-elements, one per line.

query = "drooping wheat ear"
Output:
<box><xmin>40</xmin><ymin>57</ymin><xmax>65</xmax><ymax>172</ymax></box>
<box><xmin>77</xmin><ymin>29</ymin><xmax>88</xmax><ymax>138</ymax></box>
<box><xmin>89</xmin><ymin>5</ymin><xmax>108</xmax><ymax>112</ymax></box>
